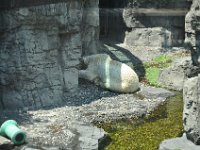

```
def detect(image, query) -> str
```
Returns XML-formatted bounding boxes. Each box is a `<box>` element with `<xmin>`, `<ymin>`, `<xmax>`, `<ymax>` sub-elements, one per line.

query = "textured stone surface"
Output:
<box><xmin>74</xmin><ymin>83</ymin><xmax>174</xmax><ymax>122</ymax></box>
<box><xmin>122</xmin><ymin>0</ymin><xmax>190</xmax><ymax>47</ymax></box>
<box><xmin>70</xmin><ymin>120</ymin><xmax>106</xmax><ymax>150</ymax></box>
<box><xmin>0</xmin><ymin>80</ymin><xmax>175</xmax><ymax>150</ymax></box>
<box><xmin>158</xmin><ymin>57</ymin><xmax>190</xmax><ymax>91</ymax></box>
<box><xmin>158</xmin><ymin>57</ymin><xmax>200</xmax><ymax>91</ymax></box>
<box><xmin>0</xmin><ymin>0</ymin><xmax>99</xmax><ymax>109</ymax></box>
<box><xmin>183</xmin><ymin>74</ymin><xmax>200</xmax><ymax>145</ymax></box>
<box><xmin>99</xmin><ymin>0</ymin><xmax>190</xmax><ymax>44</ymax></box>
<box><xmin>24</xmin><ymin>117</ymin><xmax>106</xmax><ymax>150</ymax></box>
<box><xmin>124</xmin><ymin>27</ymin><xmax>172</xmax><ymax>47</ymax></box>
<box><xmin>159</xmin><ymin>133</ymin><xmax>200</xmax><ymax>150</ymax></box>
<box><xmin>185</xmin><ymin>0</ymin><xmax>200</xmax><ymax>66</ymax></box>
<box><xmin>82</xmin><ymin>0</ymin><xmax>100</xmax><ymax>55</ymax></box>
<box><xmin>138</xmin><ymin>84</ymin><xmax>175</xmax><ymax>99</ymax></box>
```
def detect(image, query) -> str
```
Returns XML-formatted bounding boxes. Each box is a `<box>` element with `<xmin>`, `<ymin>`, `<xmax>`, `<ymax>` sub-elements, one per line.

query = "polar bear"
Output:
<box><xmin>79</xmin><ymin>54</ymin><xmax>139</xmax><ymax>93</ymax></box>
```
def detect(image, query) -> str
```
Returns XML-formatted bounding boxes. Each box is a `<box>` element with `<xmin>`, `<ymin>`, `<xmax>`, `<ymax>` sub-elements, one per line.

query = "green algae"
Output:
<box><xmin>97</xmin><ymin>93</ymin><xmax>183</xmax><ymax>150</ymax></box>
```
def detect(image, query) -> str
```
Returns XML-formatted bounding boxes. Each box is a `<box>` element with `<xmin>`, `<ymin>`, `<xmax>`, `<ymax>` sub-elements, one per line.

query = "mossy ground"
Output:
<box><xmin>97</xmin><ymin>94</ymin><xmax>183</xmax><ymax>150</ymax></box>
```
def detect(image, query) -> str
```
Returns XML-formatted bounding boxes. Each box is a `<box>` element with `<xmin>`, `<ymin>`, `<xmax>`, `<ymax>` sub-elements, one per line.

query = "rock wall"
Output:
<box><xmin>183</xmin><ymin>74</ymin><xmax>200</xmax><ymax>145</ymax></box>
<box><xmin>185</xmin><ymin>0</ymin><xmax>200</xmax><ymax>66</ymax></box>
<box><xmin>99</xmin><ymin>0</ymin><xmax>191</xmax><ymax>47</ymax></box>
<box><xmin>125</xmin><ymin>27</ymin><xmax>172</xmax><ymax>47</ymax></box>
<box><xmin>123</xmin><ymin>0</ymin><xmax>191</xmax><ymax>48</ymax></box>
<box><xmin>183</xmin><ymin>3</ymin><xmax>200</xmax><ymax>141</ymax></box>
<box><xmin>82</xmin><ymin>0</ymin><xmax>99</xmax><ymax>55</ymax></box>
<box><xmin>0</xmin><ymin>0</ymin><xmax>99</xmax><ymax>109</ymax></box>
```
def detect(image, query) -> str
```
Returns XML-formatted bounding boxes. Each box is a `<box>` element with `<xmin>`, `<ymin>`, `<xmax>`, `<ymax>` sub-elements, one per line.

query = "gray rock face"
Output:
<box><xmin>158</xmin><ymin>57</ymin><xmax>200</xmax><ymax>91</ymax></box>
<box><xmin>183</xmin><ymin>74</ymin><xmax>200</xmax><ymax>145</ymax></box>
<box><xmin>25</xmin><ymin>118</ymin><xmax>106</xmax><ymax>150</ymax></box>
<box><xmin>82</xmin><ymin>0</ymin><xmax>100</xmax><ymax>55</ymax></box>
<box><xmin>185</xmin><ymin>0</ymin><xmax>200</xmax><ymax>66</ymax></box>
<box><xmin>159</xmin><ymin>133</ymin><xmax>200</xmax><ymax>150</ymax></box>
<box><xmin>158</xmin><ymin>57</ymin><xmax>190</xmax><ymax>91</ymax></box>
<box><xmin>138</xmin><ymin>84</ymin><xmax>175</xmax><ymax>99</ymax></box>
<box><xmin>70</xmin><ymin>120</ymin><xmax>106</xmax><ymax>150</ymax></box>
<box><xmin>0</xmin><ymin>1</ymin><xmax>99</xmax><ymax>110</ymax></box>
<box><xmin>122</xmin><ymin>0</ymin><xmax>190</xmax><ymax>47</ymax></box>
<box><xmin>124</xmin><ymin>27</ymin><xmax>172</xmax><ymax>47</ymax></box>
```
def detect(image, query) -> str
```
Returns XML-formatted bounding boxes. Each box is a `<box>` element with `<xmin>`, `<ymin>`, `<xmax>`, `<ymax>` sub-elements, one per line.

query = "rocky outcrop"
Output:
<box><xmin>25</xmin><ymin>119</ymin><xmax>106</xmax><ymax>150</ymax></box>
<box><xmin>82</xmin><ymin>0</ymin><xmax>100</xmax><ymax>55</ymax></box>
<box><xmin>0</xmin><ymin>0</ymin><xmax>99</xmax><ymax>110</ymax></box>
<box><xmin>183</xmin><ymin>74</ymin><xmax>200</xmax><ymax>145</ymax></box>
<box><xmin>124</xmin><ymin>27</ymin><xmax>172</xmax><ymax>47</ymax></box>
<box><xmin>185</xmin><ymin>0</ymin><xmax>200</xmax><ymax>66</ymax></box>
<box><xmin>159</xmin><ymin>133</ymin><xmax>200</xmax><ymax>150</ymax></box>
<box><xmin>158</xmin><ymin>56</ymin><xmax>200</xmax><ymax>91</ymax></box>
<box><xmin>122</xmin><ymin>0</ymin><xmax>191</xmax><ymax>47</ymax></box>
<box><xmin>182</xmin><ymin>0</ymin><xmax>200</xmax><ymax>146</ymax></box>
<box><xmin>158</xmin><ymin>57</ymin><xmax>192</xmax><ymax>91</ymax></box>
<box><xmin>158</xmin><ymin>0</ymin><xmax>200</xmax><ymax>90</ymax></box>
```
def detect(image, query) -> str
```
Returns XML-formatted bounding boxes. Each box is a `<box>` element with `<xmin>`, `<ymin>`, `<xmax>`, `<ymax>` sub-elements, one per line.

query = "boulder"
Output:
<box><xmin>159</xmin><ymin>133</ymin><xmax>200</xmax><ymax>150</ymax></box>
<box><xmin>158</xmin><ymin>57</ymin><xmax>200</xmax><ymax>91</ymax></box>
<box><xmin>124</xmin><ymin>27</ymin><xmax>172</xmax><ymax>48</ymax></box>
<box><xmin>183</xmin><ymin>74</ymin><xmax>200</xmax><ymax>145</ymax></box>
<box><xmin>138</xmin><ymin>84</ymin><xmax>175</xmax><ymax>99</ymax></box>
<box><xmin>185</xmin><ymin>0</ymin><xmax>200</xmax><ymax>66</ymax></box>
<box><xmin>158</xmin><ymin>57</ymin><xmax>190</xmax><ymax>91</ymax></box>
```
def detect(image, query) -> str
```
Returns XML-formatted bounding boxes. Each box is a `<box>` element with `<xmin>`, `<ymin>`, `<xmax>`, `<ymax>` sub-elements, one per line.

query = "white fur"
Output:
<box><xmin>79</xmin><ymin>54</ymin><xmax>139</xmax><ymax>93</ymax></box>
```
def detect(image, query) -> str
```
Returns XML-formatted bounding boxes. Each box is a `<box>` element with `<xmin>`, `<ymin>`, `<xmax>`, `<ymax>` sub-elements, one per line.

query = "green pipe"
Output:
<box><xmin>0</xmin><ymin>120</ymin><xmax>26</xmax><ymax>145</ymax></box>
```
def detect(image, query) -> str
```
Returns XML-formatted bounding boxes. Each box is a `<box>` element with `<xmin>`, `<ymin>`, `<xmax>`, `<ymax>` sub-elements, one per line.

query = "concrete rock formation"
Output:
<box><xmin>183</xmin><ymin>74</ymin><xmax>200</xmax><ymax>145</ymax></box>
<box><xmin>122</xmin><ymin>0</ymin><xmax>191</xmax><ymax>48</ymax></box>
<box><xmin>159</xmin><ymin>133</ymin><xmax>200</xmax><ymax>150</ymax></box>
<box><xmin>124</xmin><ymin>27</ymin><xmax>172</xmax><ymax>47</ymax></box>
<box><xmin>82</xmin><ymin>0</ymin><xmax>100</xmax><ymax>55</ymax></box>
<box><xmin>159</xmin><ymin>57</ymin><xmax>191</xmax><ymax>91</ymax></box>
<box><xmin>182</xmin><ymin>0</ymin><xmax>200</xmax><ymax>145</ymax></box>
<box><xmin>185</xmin><ymin>0</ymin><xmax>200</xmax><ymax>66</ymax></box>
<box><xmin>0</xmin><ymin>0</ymin><xmax>99</xmax><ymax>109</ymax></box>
